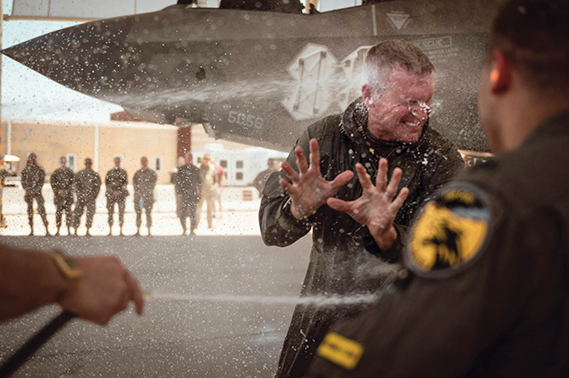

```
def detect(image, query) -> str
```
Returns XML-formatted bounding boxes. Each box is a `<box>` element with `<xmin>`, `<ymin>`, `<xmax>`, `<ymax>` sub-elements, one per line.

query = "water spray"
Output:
<box><xmin>0</xmin><ymin>287</ymin><xmax>392</xmax><ymax>377</ymax></box>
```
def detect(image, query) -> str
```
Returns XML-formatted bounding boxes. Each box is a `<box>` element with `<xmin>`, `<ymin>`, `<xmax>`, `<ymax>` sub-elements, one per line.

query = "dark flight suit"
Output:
<box><xmin>308</xmin><ymin>110</ymin><xmax>569</xmax><ymax>377</ymax></box>
<box><xmin>21</xmin><ymin>164</ymin><xmax>49</xmax><ymax>231</ymax></box>
<box><xmin>73</xmin><ymin>168</ymin><xmax>101</xmax><ymax>230</ymax></box>
<box><xmin>260</xmin><ymin>98</ymin><xmax>465</xmax><ymax>378</ymax></box>
<box><xmin>133</xmin><ymin>168</ymin><xmax>157</xmax><ymax>229</ymax></box>
<box><xmin>50</xmin><ymin>166</ymin><xmax>74</xmax><ymax>230</ymax></box>
<box><xmin>175</xmin><ymin>164</ymin><xmax>202</xmax><ymax>234</ymax></box>
<box><xmin>105</xmin><ymin>167</ymin><xmax>129</xmax><ymax>229</ymax></box>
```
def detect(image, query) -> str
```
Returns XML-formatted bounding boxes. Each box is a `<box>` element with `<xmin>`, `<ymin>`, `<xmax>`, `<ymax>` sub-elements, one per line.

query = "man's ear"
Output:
<box><xmin>361</xmin><ymin>84</ymin><xmax>374</xmax><ymax>107</ymax></box>
<box><xmin>490</xmin><ymin>50</ymin><xmax>512</xmax><ymax>94</ymax></box>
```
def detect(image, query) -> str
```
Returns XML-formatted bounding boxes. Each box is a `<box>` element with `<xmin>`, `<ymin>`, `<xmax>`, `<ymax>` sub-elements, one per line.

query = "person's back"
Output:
<box><xmin>307</xmin><ymin>1</ymin><xmax>569</xmax><ymax>376</ymax></box>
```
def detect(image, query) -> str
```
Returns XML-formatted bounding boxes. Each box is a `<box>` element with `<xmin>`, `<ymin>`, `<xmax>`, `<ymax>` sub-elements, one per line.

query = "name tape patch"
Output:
<box><xmin>317</xmin><ymin>332</ymin><xmax>364</xmax><ymax>370</ymax></box>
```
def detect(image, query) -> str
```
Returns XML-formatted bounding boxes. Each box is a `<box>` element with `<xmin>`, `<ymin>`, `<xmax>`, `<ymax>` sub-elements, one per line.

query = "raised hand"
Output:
<box><xmin>279</xmin><ymin>139</ymin><xmax>354</xmax><ymax>219</ymax></box>
<box><xmin>327</xmin><ymin>158</ymin><xmax>408</xmax><ymax>250</ymax></box>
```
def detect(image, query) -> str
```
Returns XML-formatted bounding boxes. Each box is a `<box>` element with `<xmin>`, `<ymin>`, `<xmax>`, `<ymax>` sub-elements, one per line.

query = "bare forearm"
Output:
<box><xmin>0</xmin><ymin>246</ymin><xmax>67</xmax><ymax>321</ymax></box>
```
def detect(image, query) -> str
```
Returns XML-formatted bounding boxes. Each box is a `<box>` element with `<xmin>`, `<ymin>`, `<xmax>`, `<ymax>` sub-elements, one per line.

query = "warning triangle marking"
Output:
<box><xmin>387</xmin><ymin>13</ymin><xmax>410</xmax><ymax>30</ymax></box>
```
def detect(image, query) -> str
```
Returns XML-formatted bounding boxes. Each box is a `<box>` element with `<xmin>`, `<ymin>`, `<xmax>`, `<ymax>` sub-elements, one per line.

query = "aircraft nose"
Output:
<box><xmin>2</xmin><ymin>17</ymin><xmax>133</xmax><ymax>95</ymax></box>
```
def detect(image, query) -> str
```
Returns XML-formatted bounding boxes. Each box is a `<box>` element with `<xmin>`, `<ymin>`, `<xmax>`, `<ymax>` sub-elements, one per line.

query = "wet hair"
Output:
<box><xmin>364</xmin><ymin>40</ymin><xmax>434</xmax><ymax>95</ymax></box>
<box><xmin>489</xmin><ymin>0</ymin><xmax>569</xmax><ymax>93</ymax></box>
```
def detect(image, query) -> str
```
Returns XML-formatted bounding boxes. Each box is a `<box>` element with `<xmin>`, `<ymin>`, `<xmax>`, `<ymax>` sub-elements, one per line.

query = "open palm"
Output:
<box><xmin>327</xmin><ymin>158</ymin><xmax>408</xmax><ymax>249</ymax></box>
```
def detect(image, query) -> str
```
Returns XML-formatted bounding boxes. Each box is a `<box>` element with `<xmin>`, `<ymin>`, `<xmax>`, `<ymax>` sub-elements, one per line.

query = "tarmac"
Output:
<box><xmin>0</xmin><ymin>185</ymin><xmax>314</xmax><ymax>377</ymax></box>
<box><xmin>0</xmin><ymin>185</ymin><xmax>264</xmax><ymax>237</ymax></box>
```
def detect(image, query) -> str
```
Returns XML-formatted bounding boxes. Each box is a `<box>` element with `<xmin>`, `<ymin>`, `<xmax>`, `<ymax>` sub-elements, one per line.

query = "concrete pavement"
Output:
<box><xmin>0</xmin><ymin>213</ymin><xmax>313</xmax><ymax>377</ymax></box>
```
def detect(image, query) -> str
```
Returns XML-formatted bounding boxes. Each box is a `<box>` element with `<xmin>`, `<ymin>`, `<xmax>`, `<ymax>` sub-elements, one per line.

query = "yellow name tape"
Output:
<box><xmin>317</xmin><ymin>332</ymin><xmax>364</xmax><ymax>370</ymax></box>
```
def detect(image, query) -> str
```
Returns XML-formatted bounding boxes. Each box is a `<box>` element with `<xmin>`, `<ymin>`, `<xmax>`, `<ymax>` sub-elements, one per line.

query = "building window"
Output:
<box><xmin>236</xmin><ymin>160</ymin><xmax>244</xmax><ymax>169</ymax></box>
<box><xmin>153</xmin><ymin>156</ymin><xmax>163</xmax><ymax>173</ymax></box>
<box><xmin>67</xmin><ymin>153</ymin><xmax>77</xmax><ymax>172</ymax></box>
<box><xmin>220</xmin><ymin>160</ymin><xmax>228</xmax><ymax>169</ymax></box>
<box><xmin>236</xmin><ymin>172</ymin><xmax>243</xmax><ymax>180</ymax></box>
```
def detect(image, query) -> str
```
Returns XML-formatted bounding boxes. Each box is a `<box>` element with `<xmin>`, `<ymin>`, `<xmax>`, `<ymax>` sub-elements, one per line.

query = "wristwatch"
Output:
<box><xmin>48</xmin><ymin>250</ymin><xmax>83</xmax><ymax>280</ymax></box>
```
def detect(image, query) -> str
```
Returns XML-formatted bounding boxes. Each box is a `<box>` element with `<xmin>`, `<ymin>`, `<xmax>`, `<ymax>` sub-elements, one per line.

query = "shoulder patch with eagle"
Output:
<box><xmin>404</xmin><ymin>183</ymin><xmax>492</xmax><ymax>278</ymax></box>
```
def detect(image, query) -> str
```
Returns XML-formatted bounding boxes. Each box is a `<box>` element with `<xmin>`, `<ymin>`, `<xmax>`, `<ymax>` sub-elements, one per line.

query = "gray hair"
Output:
<box><xmin>364</xmin><ymin>40</ymin><xmax>435</xmax><ymax>95</ymax></box>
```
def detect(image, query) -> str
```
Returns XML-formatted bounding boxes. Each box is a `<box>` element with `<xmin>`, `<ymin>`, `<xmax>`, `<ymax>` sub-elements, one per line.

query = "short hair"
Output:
<box><xmin>364</xmin><ymin>40</ymin><xmax>434</xmax><ymax>94</ymax></box>
<box><xmin>489</xmin><ymin>0</ymin><xmax>569</xmax><ymax>93</ymax></box>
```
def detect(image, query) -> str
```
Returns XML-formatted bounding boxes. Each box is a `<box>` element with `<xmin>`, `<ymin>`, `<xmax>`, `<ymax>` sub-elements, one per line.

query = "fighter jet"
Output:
<box><xmin>2</xmin><ymin>0</ymin><xmax>499</xmax><ymax>152</ymax></box>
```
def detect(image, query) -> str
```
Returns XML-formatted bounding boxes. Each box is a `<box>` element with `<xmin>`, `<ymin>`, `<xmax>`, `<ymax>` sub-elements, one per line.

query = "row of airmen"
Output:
<box><xmin>22</xmin><ymin>153</ymin><xmax>157</xmax><ymax>236</ymax></box>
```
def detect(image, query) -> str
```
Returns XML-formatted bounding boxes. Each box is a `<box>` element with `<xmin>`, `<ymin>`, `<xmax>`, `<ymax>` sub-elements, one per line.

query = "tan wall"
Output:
<box><xmin>1</xmin><ymin>120</ymin><xmax>261</xmax><ymax>184</ymax></box>
<box><xmin>1</xmin><ymin>120</ymin><xmax>178</xmax><ymax>184</ymax></box>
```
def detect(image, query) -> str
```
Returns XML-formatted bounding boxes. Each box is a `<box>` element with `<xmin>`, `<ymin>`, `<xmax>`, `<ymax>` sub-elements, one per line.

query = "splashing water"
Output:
<box><xmin>149</xmin><ymin>293</ymin><xmax>380</xmax><ymax>307</ymax></box>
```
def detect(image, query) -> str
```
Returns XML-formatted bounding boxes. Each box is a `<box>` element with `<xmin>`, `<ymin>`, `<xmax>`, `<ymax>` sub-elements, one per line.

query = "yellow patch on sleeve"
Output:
<box><xmin>406</xmin><ymin>185</ymin><xmax>491</xmax><ymax>278</ymax></box>
<box><xmin>316</xmin><ymin>332</ymin><xmax>364</xmax><ymax>370</ymax></box>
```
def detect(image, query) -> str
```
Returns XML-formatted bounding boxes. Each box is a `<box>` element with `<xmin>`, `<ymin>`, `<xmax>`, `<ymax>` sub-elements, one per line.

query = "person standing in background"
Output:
<box><xmin>211</xmin><ymin>157</ymin><xmax>226</xmax><ymax>219</ymax></box>
<box><xmin>21</xmin><ymin>152</ymin><xmax>50</xmax><ymax>236</ymax></box>
<box><xmin>252</xmin><ymin>158</ymin><xmax>277</xmax><ymax>195</ymax></box>
<box><xmin>175</xmin><ymin>152</ymin><xmax>202</xmax><ymax>236</ymax></box>
<box><xmin>0</xmin><ymin>154</ymin><xmax>9</xmax><ymax>229</ymax></box>
<box><xmin>133</xmin><ymin>157</ymin><xmax>157</xmax><ymax>236</ymax></box>
<box><xmin>105</xmin><ymin>157</ymin><xmax>129</xmax><ymax>236</ymax></box>
<box><xmin>51</xmin><ymin>156</ymin><xmax>75</xmax><ymax>236</ymax></box>
<box><xmin>196</xmin><ymin>153</ymin><xmax>217</xmax><ymax>229</ymax></box>
<box><xmin>73</xmin><ymin>158</ymin><xmax>101</xmax><ymax>237</ymax></box>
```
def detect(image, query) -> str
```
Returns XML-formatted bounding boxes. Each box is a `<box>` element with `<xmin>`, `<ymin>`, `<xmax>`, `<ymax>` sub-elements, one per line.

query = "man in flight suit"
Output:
<box><xmin>105</xmin><ymin>157</ymin><xmax>129</xmax><ymax>236</ymax></box>
<box><xmin>21</xmin><ymin>152</ymin><xmax>50</xmax><ymax>236</ymax></box>
<box><xmin>260</xmin><ymin>40</ymin><xmax>464</xmax><ymax>377</ymax></box>
<box><xmin>73</xmin><ymin>158</ymin><xmax>101</xmax><ymax>237</ymax></box>
<box><xmin>308</xmin><ymin>0</ymin><xmax>569</xmax><ymax>376</ymax></box>
<box><xmin>50</xmin><ymin>156</ymin><xmax>74</xmax><ymax>236</ymax></box>
<box><xmin>133</xmin><ymin>157</ymin><xmax>157</xmax><ymax>236</ymax></box>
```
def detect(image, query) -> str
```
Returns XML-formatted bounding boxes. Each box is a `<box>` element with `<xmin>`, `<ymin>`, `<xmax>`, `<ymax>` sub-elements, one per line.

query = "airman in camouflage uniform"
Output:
<box><xmin>133</xmin><ymin>157</ymin><xmax>157</xmax><ymax>236</ymax></box>
<box><xmin>73</xmin><ymin>158</ymin><xmax>101</xmax><ymax>236</ymax></box>
<box><xmin>21</xmin><ymin>152</ymin><xmax>50</xmax><ymax>236</ymax></box>
<box><xmin>50</xmin><ymin>156</ymin><xmax>74</xmax><ymax>236</ymax></box>
<box><xmin>105</xmin><ymin>157</ymin><xmax>129</xmax><ymax>236</ymax></box>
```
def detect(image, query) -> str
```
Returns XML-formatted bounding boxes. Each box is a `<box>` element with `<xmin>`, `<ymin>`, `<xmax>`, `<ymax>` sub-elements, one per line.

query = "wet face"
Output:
<box><xmin>85</xmin><ymin>159</ymin><xmax>93</xmax><ymax>169</ymax></box>
<box><xmin>114</xmin><ymin>157</ymin><xmax>121</xmax><ymax>168</ymax></box>
<box><xmin>28</xmin><ymin>153</ymin><xmax>37</xmax><ymax>165</ymax></box>
<box><xmin>364</xmin><ymin>67</ymin><xmax>434</xmax><ymax>143</ymax></box>
<box><xmin>141</xmin><ymin>157</ymin><xmax>148</xmax><ymax>169</ymax></box>
<box><xmin>60</xmin><ymin>157</ymin><xmax>67</xmax><ymax>167</ymax></box>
